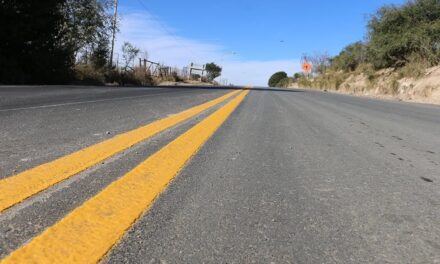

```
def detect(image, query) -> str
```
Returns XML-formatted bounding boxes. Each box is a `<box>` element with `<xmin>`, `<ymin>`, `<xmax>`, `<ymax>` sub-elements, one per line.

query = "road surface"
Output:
<box><xmin>0</xmin><ymin>86</ymin><xmax>439</xmax><ymax>263</ymax></box>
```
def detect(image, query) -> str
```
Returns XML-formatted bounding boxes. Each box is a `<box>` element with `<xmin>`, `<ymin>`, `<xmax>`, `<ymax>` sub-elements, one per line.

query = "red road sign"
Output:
<box><xmin>302</xmin><ymin>62</ymin><xmax>312</xmax><ymax>73</ymax></box>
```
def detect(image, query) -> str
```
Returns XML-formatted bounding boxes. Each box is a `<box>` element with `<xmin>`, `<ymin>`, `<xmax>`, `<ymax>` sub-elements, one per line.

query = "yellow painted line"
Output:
<box><xmin>1</xmin><ymin>90</ymin><xmax>249</xmax><ymax>264</ymax></box>
<box><xmin>0</xmin><ymin>90</ymin><xmax>241</xmax><ymax>213</ymax></box>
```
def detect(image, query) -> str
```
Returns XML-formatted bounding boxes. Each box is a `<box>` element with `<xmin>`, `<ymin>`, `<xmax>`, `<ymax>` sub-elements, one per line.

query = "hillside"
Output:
<box><xmin>272</xmin><ymin>0</ymin><xmax>440</xmax><ymax>105</ymax></box>
<box><xmin>292</xmin><ymin>65</ymin><xmax>440</xmax><ymax>105</ymax></box>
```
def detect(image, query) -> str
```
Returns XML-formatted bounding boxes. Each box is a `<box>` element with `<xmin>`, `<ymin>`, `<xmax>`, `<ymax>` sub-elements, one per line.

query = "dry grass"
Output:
<box><xmin>131</xmin><ymin>67</ymin><xmax>156</xmax><ymax>86</ymax></box>
<box><xmin>74</xmin><ymin>64</ymin><xmax>105</xmax><ymax>85</ymax></box>
<box><xmin>398</xmin><ymin>55</ymin><xmax>431</xmax><ymax>79</ymax></box>
<box><xmin>419</xmin><ymin>85</ymin><xmax>435</xmax><ymax>97</ymax></box>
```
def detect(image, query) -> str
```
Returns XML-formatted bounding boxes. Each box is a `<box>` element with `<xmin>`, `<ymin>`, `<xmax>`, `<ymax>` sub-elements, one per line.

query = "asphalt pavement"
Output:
<box><xmin>0</xmin><ymin>86</ymin><xmax>439</xmax><ymax>263</ymax></box>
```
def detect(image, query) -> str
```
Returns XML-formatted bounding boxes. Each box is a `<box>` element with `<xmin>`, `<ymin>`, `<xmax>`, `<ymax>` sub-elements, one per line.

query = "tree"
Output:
<box><xmin>367</xmin><ymin>0</ymin><xmax>440</xmax><ymax>68</ymax></box>
<box><xmin>268</xmin><ymin>71</ymin><xmax>288</xmax><ymax>87</ymax></box>
<box><xmin>293</xmin><ymin>73</ymin><xmax>303</xmax><ymax>80</ymax></box>
<box><xmin>276</xmin><ymin>77</ymin><xmax>292</xmax><ymax>88</ymax></box>
<box><xmin>121</xmin><ymin>42</ymin><xmax>140</xmax><ymax>71</ymax></box>
<box><xmin>0</xmin><ymin>0</ymin><xmax>114</xmax><ymax>84</ymax></box>
<box><xmin>330</xmin><ymin>42</ymin><xmax>367</xmax><ymax>71</ymax></box>
<box><xmin>0</xmin><ymin>0</ymin><xmax>73</xmax><ymax>84</ymax></box>
<box><xmin>303</xmin><ymin>52</ymin><xmax>331</xmax><ymax>75</ymax></box>
<box><xmin>63</xmin><ymin>0</ymin><xmax>113</xmax><ymax>60</ymax></box>
<box><xmin>90</xmin><ymin>34</ymin><xmax>110</xmax><ymax>69</ymax></box>
<box><xmin>205</xmin><ymin>62</ymin><xmax>222</xmax><ymax>81</ymax></box>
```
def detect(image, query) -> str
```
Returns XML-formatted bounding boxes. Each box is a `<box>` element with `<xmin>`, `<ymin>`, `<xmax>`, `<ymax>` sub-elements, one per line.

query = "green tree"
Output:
<box><xmin>205</xmin><ymin>62</ymin><xmax>222</xmax><ymax>81</ymax></box>
<box><xmin>331</xmin><ymin>42</ymin><xmax>367</xmax><ymax>71</ymax></box>
<box><xmin>0</xmin><ymin>0</ymin><xmax>114</xmax><ymax>84</ymax></box>
<box><xmin>0</xmin><ymin>0</ymin><xmax>73</xmax><ymax>84</ymax></box>
<box><xmin>90</xmin><ymin>35</ymin><xmax>110</xmax><ymax>69</ymax></box>
<box><xmin>293</xmin><ymin>73</ymin><xmax>303</xmax><ymax>80</ymax></box>
<box><xmin>367</xmin><ymin>0</ymin><xmax>440</xmax><ymax>69</ymax></box>
<box><xmin>268</xmin><ymin>71</ymin><xmax>288</xmax><ymax>87</ymax></box>
<box><xmin>63</xmin><ymin>0</ymin><xmax>113</xmax><ymax>59</ymax></box>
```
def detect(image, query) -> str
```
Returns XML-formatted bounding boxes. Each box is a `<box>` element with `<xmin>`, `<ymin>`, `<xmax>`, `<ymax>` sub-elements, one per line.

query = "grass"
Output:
<box><xmin>420</xmin><ymin>85</ymin><xmax>434</xmax><ymax>97</ymax></box>
<box><xmin>390</xmin><ymin>77</ymin><xmax>400</xmax><ymax>95</ymax></box>
<box><xmin>74</xmin><ymin>64</ymin><xmax>105</xmax><ymax>85</ymax></box>
<box><xmin>398</xmin><ymin>55</ymin><xmax>430</xmax><ymax>79</ymax></box>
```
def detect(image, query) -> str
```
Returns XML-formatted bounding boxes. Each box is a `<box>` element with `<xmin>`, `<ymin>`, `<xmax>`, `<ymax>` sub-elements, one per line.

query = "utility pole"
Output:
<box><xmin>109</xmin><ymin>0</ymin><xmax>118</xmax><ymax>68</ymax></box>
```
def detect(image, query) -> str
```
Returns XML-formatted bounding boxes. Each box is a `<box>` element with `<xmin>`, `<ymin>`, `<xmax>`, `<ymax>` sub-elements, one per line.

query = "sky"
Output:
<box><xmin>115</xmin><ymin>0</ymin><xmax>407</xmax><ymax>86</ymax></box>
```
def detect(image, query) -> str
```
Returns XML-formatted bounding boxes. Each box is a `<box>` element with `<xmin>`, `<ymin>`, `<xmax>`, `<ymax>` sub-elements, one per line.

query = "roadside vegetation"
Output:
<box><xmin>268</xmin><ymin>71</ymin><xmax>288</xmax><ymax>87</ymax></box>
<box><xmin>270</xmin><ymin>0</ymin><xmax>440</xmax><ymax>102</ymax></box>
<box><xmin>0</xmin><ymin>1</ymin><xmax>222</xmax><ymax>86</ymax></box>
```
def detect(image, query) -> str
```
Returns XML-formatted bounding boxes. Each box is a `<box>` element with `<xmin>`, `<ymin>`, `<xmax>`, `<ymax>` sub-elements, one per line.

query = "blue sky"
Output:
<box><xmin>116</xmin><ymin>0</ymin><xmax>407</xmax><ymax>85</ymax></box>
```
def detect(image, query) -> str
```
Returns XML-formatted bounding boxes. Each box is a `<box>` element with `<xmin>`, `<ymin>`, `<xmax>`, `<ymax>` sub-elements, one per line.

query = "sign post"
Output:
<box><xmin>302</xmin><ymin>61</ymin><xmax>312</xmax><ymax>78</ymax></box>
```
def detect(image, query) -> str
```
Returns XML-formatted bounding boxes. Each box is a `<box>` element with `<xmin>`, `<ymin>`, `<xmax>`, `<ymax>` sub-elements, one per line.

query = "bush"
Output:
<box><xmin>276</xmin><ymin>77</ymin><xmax>292</xmax><ymax>88</ymax></box>
<box><xmin>268</xmin><ymin>71</ymin><xmax>288</xmax><ymax>87</ymax></box>
<box><xmin>331</xmin><ymin>42</ymin><xmax>367</xmax><ymax>72</ymax></box>
<box><xmin>102</xmin><ymin>67</ymin><xmax>156</xmax><ymax>86</ymax></box>
<box><xmin>120</xmin><ymin>67</ymin><xmax>155</xmax><ymax>86</ymax></box>
<box><xmin>390</xmin><ymin>77</ymin><xmax>400</xmax><ymax>95</ymax></box>
<box><xmin>73</xmin><ymin>64</ymin><xmax>105</xmax><ymax>85</ymax></box>
<box><xmin>293</xmin><ymin>72</ymin><xmax>304</xmax><ymax>81</ymax></box>
<box><xmin>191</xmin><ymin>74</ymin><xmax>201</xmax><ymax>80</ymax></box>
<box><xmin>398</xmin><ymin>54</ymin><xmax>431</xmax><ymax>78</ymax></box>
<box><xmin>105</xmin><ymin>68</ymin><xmax>122</xmax><ymax>84</ymax></box>
<box><xmin>297</xmin><ymin>76</ymin><xmax>312</xmax><ymax>88</ymax></box>
<box><xmin>367</xmin><ymin>0</ymin><xmax>440</xmax><ymax>69</ymax></box>
<box><xmin>323</xmin><ymin>0</ymin><xmax>440</xmax><ymax>76</ymax></box>
<box><xmin>172</xmin><ymin>70</ymin><xmax>184</xmax><ymax>82</ymax></box>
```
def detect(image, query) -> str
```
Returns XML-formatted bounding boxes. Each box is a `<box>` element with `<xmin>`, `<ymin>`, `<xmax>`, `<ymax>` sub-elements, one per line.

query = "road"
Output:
<box><xmin>0</xmin><ymin>86</ymin><xmax>439</xmax><ymax>263</ymax></box>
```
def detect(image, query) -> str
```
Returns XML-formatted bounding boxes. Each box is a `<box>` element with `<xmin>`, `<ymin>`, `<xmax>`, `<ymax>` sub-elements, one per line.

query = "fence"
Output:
<box><xmin>135</xmin><ymin>59</ymin><xmax>208</xmax><ymax>81</ymax></box>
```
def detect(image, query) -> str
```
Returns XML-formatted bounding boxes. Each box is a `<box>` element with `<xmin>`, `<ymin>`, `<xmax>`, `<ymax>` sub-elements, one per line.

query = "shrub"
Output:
<box><xmin>268</xmin><ymin>71</ymin><xmax>288</xmax><ymax>87</ymax></box>
<box><xmin>367</xmin><ymin>0</ymin><xmax>440</xmax><ymax>69</ymax></box>
<box><xmin>390</xmin><ymin>78</ymin><xmax>400</xmax><ymax>95</ymax></box>
<box><xmin>276</xmin><ymin>77</ymin><xmax>292</xmax><ymax>88</ymax></box>
<box><xmin>398</xmin><ymin>54</ymin><xmax>430</xmax><ymax>79</ymax></box>
<box><xmin>297</xmin><ymin>76</ymin><xmax>312</xmax><ymax>88</ymax></box>
<box><xmin>293</xmin><ymin>72</ymin><xmax>303</xmax><ymax>80</ymax></box>
<box><xmin>331</xmin><ymin>42</ymin><xmax>368</xmax><ymax>72</ymax></box>
<box><xmin>127</xmin><ymin>67</ymin><xmax>156</xmax><ymax>86</ymax></box>
<box><xmin>191</xmin><ymin>74</ymin><xmax>201</xmax><ymax>80</ymax></box>
<box><xmin>104</xmin><ymin>67</ymin><xmax>156</xmax><ymax>86</ymax></box>
<box><xmin>104</xmin><ymin>68</ymin><xmax>122</xmax><ymax>84</ymax></box>
<box><xmin>420</xmin><ymin>85</ymin><xmax>435</xmax><ymax>97</ymax></box>
<box><xmin>172</xmin><ymin>70</ymin><xmax>184</xmax><ymax>82</ymax></box>
<box><xmin>73</xmin><ymin>64</ymin><xmax>105</xmax><ymax>85</ymax></box>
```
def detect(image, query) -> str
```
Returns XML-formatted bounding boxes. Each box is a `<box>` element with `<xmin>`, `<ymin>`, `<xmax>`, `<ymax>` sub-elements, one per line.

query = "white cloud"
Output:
<box><xmin>116</xmin><ymin>12</ymin><xmax>301</xmax><ymax>86</ymax></box>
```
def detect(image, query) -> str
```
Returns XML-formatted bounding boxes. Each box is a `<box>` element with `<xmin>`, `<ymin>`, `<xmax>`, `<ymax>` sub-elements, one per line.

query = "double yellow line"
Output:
<box><xmin>1</xmin><ymin>89</ymin><xmax>249</xmax><ymax>263</ymax></box>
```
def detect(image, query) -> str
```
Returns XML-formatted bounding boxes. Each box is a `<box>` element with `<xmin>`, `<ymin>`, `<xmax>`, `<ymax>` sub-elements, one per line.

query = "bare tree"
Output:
<box><xmin>121</xmin><ymin>42</ymin><xmax>140</xmax><ymax>71</ymax></box>
<box><xmin>302</xmin><ymin>52</ymin><xmax>331</xmax><ymax>75</ymax></box>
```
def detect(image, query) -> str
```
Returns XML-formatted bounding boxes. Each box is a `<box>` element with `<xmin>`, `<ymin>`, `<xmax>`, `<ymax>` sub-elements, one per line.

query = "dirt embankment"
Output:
<box><xmin>293</xmin><ymin>66</ymin><xmax>440</xmax><ymax>105</ymax></box>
